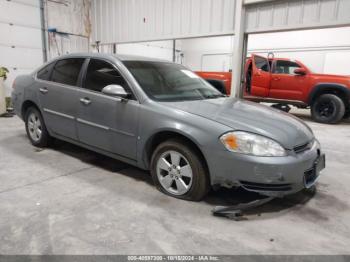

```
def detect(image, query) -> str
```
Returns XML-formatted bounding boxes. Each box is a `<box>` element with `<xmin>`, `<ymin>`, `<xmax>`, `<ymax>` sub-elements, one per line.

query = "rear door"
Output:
<box><xmin>270</xmin><ymin>60</ymin><xmax>305</xmax><ymax>100</ymax></box>
<box><xmin>250</xmin><ymin>55</ymin><xmax>271</xmax><ymax>97</ymax></box>
<box><xmin>37</xmin><ymin>58</ymin><xmax>85</xmax><ymax>140</ymax></box>
<box><xmin>76</xmin><ymin>58</ymin><xmax>139</xmax><ymax>160</ymax></box>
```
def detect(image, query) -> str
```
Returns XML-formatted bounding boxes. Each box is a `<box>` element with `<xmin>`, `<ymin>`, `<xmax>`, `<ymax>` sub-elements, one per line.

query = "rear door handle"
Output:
<box><xmin>80</xmin><ymin>98</ymin><xmax>91</xmax><ymax>105</ymax></box>
<box><xmin>39</xmin><ymin>87</ymin><xmax>48</xmax><ymax>94</ymax></box>
<box><xmin>274</xmin><ymin>77</ymin><xmax>281</xmax><ymax>81</ymax></box>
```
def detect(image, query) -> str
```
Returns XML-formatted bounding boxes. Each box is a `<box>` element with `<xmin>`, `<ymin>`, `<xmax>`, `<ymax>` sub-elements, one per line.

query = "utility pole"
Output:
<box><xmin>230</xmin><ymin>0</ymin><xmax>247</xmax><ymax>98</ymax></box>
<box><xmin>39</xmin><ymin>0</ymin><xmax>48</xmax><ymax>62</ymax></box>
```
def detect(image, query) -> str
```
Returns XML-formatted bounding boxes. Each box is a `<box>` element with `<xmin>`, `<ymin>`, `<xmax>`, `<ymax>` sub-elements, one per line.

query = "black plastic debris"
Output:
<box><xmin>212</xmin><ymin>196</ymin><xmax>274</xmax><ymax>220</ymax></box>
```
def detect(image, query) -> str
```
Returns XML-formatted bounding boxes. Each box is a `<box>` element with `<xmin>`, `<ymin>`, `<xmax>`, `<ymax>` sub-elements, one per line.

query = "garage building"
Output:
<box><xmin>0</xmin><ymin>0</ymin><xmax>350</xmax><ymax>259</ymax></box>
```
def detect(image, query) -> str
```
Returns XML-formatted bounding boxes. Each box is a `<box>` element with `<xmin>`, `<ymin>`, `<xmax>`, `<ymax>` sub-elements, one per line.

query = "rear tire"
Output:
<box><xmin>25</xmin><ymin>107</ymin><xmax>51</xmax><ymax>147</ymax></box>
<box><xmin>150</xmin><ymin>138</ymin><xmax>210</xmax><ymax>201</ymax></box>
<box><xmin>311</xmin><ymin>94</ymin><xmax>345</xmax><ymax>124</ymax></box>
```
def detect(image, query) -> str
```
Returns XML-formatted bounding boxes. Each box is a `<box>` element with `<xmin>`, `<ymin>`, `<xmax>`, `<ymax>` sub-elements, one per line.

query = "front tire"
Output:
<box><xmin>25</xmin><ymin>107</ymin><xmax>51</xmax><ymax>147</ymax></box>
<box><xmin>311</xmin><ymin>94</ymin><xmax>345</xmax><ymax>124</ymax></box>
<box><xmin>150</xmin><ymin>139</ymin><xmax>210</xmax><ymax>201</ymax></box>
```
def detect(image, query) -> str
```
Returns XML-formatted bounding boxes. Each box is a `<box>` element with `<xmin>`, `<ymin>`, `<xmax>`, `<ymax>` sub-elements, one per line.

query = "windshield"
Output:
<box><xmin>123</xmin><ymin>61</ymin><xmax>225</xmax><ymax>102</ymax></box>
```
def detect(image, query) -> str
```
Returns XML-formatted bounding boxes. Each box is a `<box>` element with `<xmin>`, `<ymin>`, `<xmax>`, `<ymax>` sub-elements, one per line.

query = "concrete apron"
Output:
<box><xmin>0</xmin><ymin>77</ymin><xmax>6</xmax><ymax>115</ymax></box>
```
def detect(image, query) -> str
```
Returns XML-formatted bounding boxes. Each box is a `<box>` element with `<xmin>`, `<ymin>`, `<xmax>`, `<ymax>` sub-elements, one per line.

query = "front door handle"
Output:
<box><xmin>80</xmin><ymin>98</ymin><xmax>91</xmax><ymax>105</ymax></box>
<box><xmin>274</xmin><ymin>77</ymin><xmax>281</xmax><ymax>81</ymax></box>
<box><xmin>39</xmin><ymin>87</ymin><xmax>48</xmax><ymax>94</ymax></box>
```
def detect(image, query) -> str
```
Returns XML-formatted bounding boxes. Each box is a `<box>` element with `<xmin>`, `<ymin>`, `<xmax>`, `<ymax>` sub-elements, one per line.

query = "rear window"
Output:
<box><xmin>37</xmin><ymin>62</ymin><xmax>55</xmax><ymax>81</ymax></box>
<box><xmin>51</xmin><ymin>58</ymin><xmax>85</xmax><ymax>86</ymax></box>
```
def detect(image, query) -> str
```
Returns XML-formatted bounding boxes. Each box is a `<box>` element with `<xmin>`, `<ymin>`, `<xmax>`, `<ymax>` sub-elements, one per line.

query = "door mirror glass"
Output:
<box><xmin>102</xmin><ymin>84</ymin><xmax>130</xmax><ymax>98</ymax></box>
<box><xmin>294</xmin><ymin>68</ymin><xmax>307</xmax><ymax>75</ymax></box>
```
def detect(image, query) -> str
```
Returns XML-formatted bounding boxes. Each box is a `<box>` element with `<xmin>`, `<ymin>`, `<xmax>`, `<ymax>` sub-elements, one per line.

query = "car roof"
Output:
<box><xmin>55</xmin><ymin>52</ymin><xmax>169</xmax><ymax>63</ymax></box>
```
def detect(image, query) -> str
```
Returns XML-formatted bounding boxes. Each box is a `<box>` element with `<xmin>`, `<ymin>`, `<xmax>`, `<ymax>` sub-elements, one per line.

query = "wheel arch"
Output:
<box><xmin>21</xmin><ymin>100</ymin><xmax>41</xmax><ymax>119</ymax></box>
<box><xmin>143</xmin><ymin>129</ymin><xmax>210</xmax><ymax>177</ymax></box>
<box><xmin>308</xmin><ymin>83</ymin><xmax>350</xmax><ymax>107</ymax></box>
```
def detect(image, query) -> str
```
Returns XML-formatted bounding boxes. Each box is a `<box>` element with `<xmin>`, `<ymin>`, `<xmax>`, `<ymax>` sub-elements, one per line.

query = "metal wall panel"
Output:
<box><xmin>245</xmin><ymin>0</ymin><xmax>350</xmax><ymax>33</ymax></box>
<box><xmin>0</xmin><ymin>0</ymin><xmax>43</xmax><ymax>96</ymax></box>
<box><xmin>0</xmin><ymin>0</ymin><xmax>41</xmax><ymax>28</ymax></box>
<box><xmin>91</xmin><ymin>0</ymin><xmax>235</xmax><ymax>44</ymax></box>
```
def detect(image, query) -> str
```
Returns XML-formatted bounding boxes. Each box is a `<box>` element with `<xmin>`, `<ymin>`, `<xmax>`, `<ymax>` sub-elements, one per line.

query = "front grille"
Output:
<box><xmin>294</xmin><ymin>140</ymin><xmax>313</xmax><ymax>154</ymax></box>
<box><xmin>240</xmin><ymin>181</ymin><xmax>292</xmax><ymax>192</ymax></box>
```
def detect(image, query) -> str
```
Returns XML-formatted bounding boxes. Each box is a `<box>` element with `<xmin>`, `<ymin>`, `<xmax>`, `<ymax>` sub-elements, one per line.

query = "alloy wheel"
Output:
<box><xmin>317</xmin><ymin>100</ymin><xmax>335</xmax><ymax>118</ymax></box>
<box><xmin>156</xmin><ymin>150</ymin><xmax>193</xmax><ymax>196</ymax></box>
<box><xmin>27</xmin><ymin>112</ymin><xmax>42</xmax><ymax>142</ymax></box>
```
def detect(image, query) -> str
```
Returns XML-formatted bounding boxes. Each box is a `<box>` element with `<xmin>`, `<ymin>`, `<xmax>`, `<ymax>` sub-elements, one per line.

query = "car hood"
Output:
<box><xmin>163</xmin><ymin>97</ymin><xmax>314</xmax><ymax>149</ymax></box>
<box><xmin>311</xmin><ymin>73</ymin><xmax>350</xmax><ymax>79</ymax></box>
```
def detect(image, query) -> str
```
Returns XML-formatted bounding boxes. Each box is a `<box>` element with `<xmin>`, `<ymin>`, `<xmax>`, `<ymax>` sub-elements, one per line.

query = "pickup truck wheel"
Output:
<box><xmin>150</xmin><ymin>139</ymin><xmax>210</xmax><ymax>201</ymax></box>
<box><xmin>311</xmin><ymin>94</ymin><xmax>345</xmax><ymax>124</ymax></box>
<box><xmin>25</xmin><ymin>107</ymin><xmax>51</xmax><ymax>147</ymax></box>
<box><xmin>343</xmin><ymin>109</ymin><xmax>350</xmax><ymax>119</ymax></box>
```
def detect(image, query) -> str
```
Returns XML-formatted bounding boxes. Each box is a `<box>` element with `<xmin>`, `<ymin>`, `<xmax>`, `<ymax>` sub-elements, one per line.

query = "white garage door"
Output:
<box><xmin>0</xmin><ymin>0</ymin><xmax>43</xmax><ymax>96</ymax></box>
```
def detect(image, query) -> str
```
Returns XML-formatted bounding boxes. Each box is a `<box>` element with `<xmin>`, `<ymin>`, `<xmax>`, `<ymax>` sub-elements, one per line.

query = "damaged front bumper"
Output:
<box><xmin>205</xmin><ymin>139</ymin><xmax>326</xmax><ymax>197</ymax></box>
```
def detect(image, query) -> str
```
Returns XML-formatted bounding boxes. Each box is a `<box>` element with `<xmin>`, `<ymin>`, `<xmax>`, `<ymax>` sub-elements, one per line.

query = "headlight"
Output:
<box><xmin>220</xmin><ymin>131</ymin><xmax>287</xmax><ymax>157</ymax></box>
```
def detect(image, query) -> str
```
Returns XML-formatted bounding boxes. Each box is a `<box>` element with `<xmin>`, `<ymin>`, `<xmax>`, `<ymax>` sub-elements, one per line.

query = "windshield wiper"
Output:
<box><xmin>203</xmin><ymin>94</ymin><xmax>227</xmax><ymax>99</ymax></box>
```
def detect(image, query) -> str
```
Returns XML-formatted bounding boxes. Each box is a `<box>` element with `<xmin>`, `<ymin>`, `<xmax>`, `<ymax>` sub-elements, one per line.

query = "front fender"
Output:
<box><xmin>136</xmin><ymin>102</ymin><xmax>230</xmax><ymax>170</ymax></box>
<box><xmin>308</xmin><ymin>83</ymin><xmax>350</xmax><ymax>104</ymax></box>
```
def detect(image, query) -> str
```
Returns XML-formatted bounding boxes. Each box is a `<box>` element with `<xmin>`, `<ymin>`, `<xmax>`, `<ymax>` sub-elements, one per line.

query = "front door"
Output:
<box><xmin>37</xmin><ymin>58</ymin><xmax>85</xmax><ymax>140</ymax></box>
<box><xmin>250</xmin><ymin>55</ymin><xmax>271</xmax><ymax>97</ymax></box>
<box><xmin>76</xmin><ymin>58</ymin><xmax>139</xmax><ymax>160</ymax></box>
<box><xmin>270</xmin><ymin>60</ymin><xmax>306</xmax><ymax>100</ymax></box>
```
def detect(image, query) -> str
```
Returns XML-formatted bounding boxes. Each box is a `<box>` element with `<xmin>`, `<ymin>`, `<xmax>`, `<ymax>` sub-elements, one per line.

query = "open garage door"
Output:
<box><xmin>0</xmin><ymin>0</ymin><xmax>44</xmax><ymax>96</ymax></box>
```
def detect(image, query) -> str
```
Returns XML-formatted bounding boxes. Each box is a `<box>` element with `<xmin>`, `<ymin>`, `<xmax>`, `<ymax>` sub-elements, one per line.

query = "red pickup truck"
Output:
<box><xmin>197</xmin><ymin>54</ymin><xmax>350</xmax><ymax>124</ymax></box>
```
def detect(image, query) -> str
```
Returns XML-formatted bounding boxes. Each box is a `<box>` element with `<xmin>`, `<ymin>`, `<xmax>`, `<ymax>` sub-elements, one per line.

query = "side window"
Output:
<box><xmin>254</xmin><ymin>56</ymin><xmax>270</xmax><ymax>72</ymax></box>
<box><xmin>84</xmin><ymin>59</ymin><xmax>131</xmax><ymax>95</ymax></box>
<box><xmin>51</xmin><ymin>58</ymin><xmax>85</xmax><ymax>86</ymax></box>
<box><xmin>274</xmin><ymin>60</ymin><xmax>301</xmax><ymax>75</ymax></box>
<box><xmin>37</xmin><ymin>62</ymin><xmax>55</xmax><ymax>81</ymax></box>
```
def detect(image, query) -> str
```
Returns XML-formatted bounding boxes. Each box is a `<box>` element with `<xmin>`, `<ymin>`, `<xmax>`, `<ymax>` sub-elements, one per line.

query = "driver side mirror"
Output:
<box><xmin>294</xmin><ymin>68</ymin><xmax>307</xmax><ymax>76</ymax></box>
<box><xmin>101</xmin><ymin>84</ymin><xmax>131</xmax><ymax>99</ymax></box>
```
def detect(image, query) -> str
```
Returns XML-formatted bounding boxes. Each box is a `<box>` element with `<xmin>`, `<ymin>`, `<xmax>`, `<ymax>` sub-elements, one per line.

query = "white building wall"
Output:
<box><xmin>0</xmin><ymin>0</ymin><xmax>43</xmax><ymax>96</ymax></box>
<box><xmin>46</xmin><ymin>0</ymin><xmax>91</xmax><ymax>59</ymax></box>
<box><xmin>178</xmin><ymin>36</ymin><xmax>234</xmax><ymax>71</ymax></box>
<box><xmin>178</xmin><ymin>27</ymin><xmax>350</xmax><ymax>75</ymax></box>
<box><xmin>117</xmin><ymin>41</ymin><xmax>174</xmax><ymax>61</ymax></box>
<box><xmin>0</xmin><ymin>0</ymin><xmax>92</xmax><ymax>96</ymax></box>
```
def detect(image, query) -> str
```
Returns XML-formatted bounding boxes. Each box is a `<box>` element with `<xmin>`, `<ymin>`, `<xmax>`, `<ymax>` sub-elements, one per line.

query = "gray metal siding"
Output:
<box><xmin>91</xmin><ymin>0</ymin><xmax>235</xmax><ymax>44</ymax></box>
<box><xmin>245</xmin><ymin>0</ymin><xmax>350</xmax><ymax>33</ymax></box>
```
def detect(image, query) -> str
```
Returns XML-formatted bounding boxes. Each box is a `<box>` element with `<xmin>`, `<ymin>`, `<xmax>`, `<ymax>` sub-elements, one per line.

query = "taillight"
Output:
<box><xmin>12</xmin><ymin>79</ymin><xmax>16</xmax><ymax>89</ymax></box>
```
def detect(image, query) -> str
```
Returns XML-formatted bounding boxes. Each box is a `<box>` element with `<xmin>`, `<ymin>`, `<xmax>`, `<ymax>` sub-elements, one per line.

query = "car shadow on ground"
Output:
<box><xmin>51</xmin><ymin>139</ymin><xmax>155</xmax><ymax>187</ymax></box>
<box><xmin>50</xmin><ymin>139</ymin><xmax>317</xmax><ymax>219</ymax></box>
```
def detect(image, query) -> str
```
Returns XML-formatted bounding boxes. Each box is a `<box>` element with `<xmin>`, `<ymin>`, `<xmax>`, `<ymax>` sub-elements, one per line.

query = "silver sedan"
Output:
<box><xmin>11</xmin><ymin>53</ymin><xmax>325</xmax><ymax>201</ymax></box>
